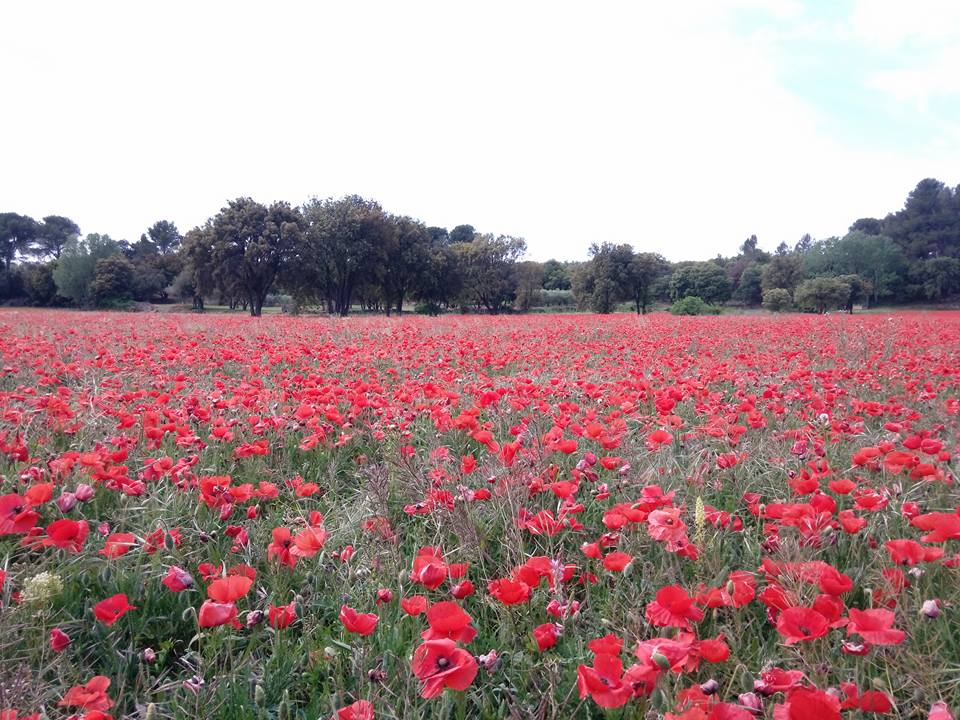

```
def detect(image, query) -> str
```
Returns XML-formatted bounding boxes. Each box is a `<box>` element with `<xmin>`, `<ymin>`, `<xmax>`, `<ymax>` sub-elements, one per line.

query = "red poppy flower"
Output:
<box><xmin>43</xmin><ymin>519</ymin><xmax>89</xmax><ymax>552</ymax></box>
<box><xmin>773</xmin><ymin>687</ymin><xmax>840</xmax><ymax>720</ymax></box>
<box><xmin>290</xmin><ymin>525</ymin><xmax>329</xmax><ymax>558</ymax></box>
<box><xmin>50</xmin><ymin>627</ymin><xmax>71</xmax><ymax>652</ymax></box>
<box><xmin>401</xmin><ymin>595</ymin><xmax>428</xmax><ymax>616</ymax></box>
<box><xmin>411</xmin><ymin>639</ymin><xmax>478</xmax><ymax>698</ymax></box>
<box><xmin>93</xmin><ymin>594</ymin><xmax>136</xmax><ymax>626</ymax></box>
<box><xmin>411</xmin><ymin>547</ymin><xmax>448</xmax><ymax>589</ymax></box>
<box><xmin>162</xmin><ymin>566</ymin><xmax>194</xmax><ymax>592</ymax></box>
<box><xmin>775</xmin><ymin>607</ymin><xmax>829</xmax><ymax>645</ymax></box>
<box><xmin>602</xmin><ymin>551</ymin><xmax>633</xmax><ymax>572</ymax></box>
<box><xmin>847</xmin><ymin>608</ymin><xmax>905</xmax><ymax>646</ymax></box>
<box><xmin>267</xmin><ymin>527</ymin><xmax>295</xmax><ymax>567</ymax></box>
<box><xmin>488</xmin><ymin>577</ymin><xmax>531</xmax><ymax>605</ymax></box>
<box><xmin>645</xmin><ymin>585</ymin><xmax>704</xmax><ymax>630</ymax></box>
<box><xmin>268</xmin><ymin>601</ymin><xmax>297</xmax><ymax>629</ymax></box>
<box><xmin>207</xmin><ymin>575</ymin><xmax>253</xmax><ymax>603</ymax></box>
<box><xmin>577</xmin><ymin>653</ymin><xmax>631</xmax><ymax>709</ymax></box>
<box><xmin>532</xmin><ymin>622</ymin><xmax>559</xmax><ymax>651</ymax></box>
<box><xmin>198</xmin><ymin>600</ymin><xmax>239</xmax><ymax>628</ymax></box>
<box><xmin>58</xmin><ymin>675</ymin><xmax>114</xmax><ymax>712</ymax></box>
<box><xmin>99</xmin><ymin>532</ymin><xmax>137</xmax><ymax>559</ymax></box>
<box><xmin>339</xmin><ymin>605</ymin><xmax>379</xmax><ymax>636</ymax></box>
<box><xmin>336</xmin><ymin>699</ymin><xmax>375</xmax><ymax>720</ymax></box>
<box><xmin>422</xmin><ymin>601</ymin><xmax>476</xmax><ymax>643</ymax></box>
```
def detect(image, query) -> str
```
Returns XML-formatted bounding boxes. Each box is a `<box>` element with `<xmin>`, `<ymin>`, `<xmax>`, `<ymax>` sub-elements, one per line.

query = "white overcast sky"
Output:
<box><xmin>2</xmin><ymin>0</ymin><xmax>959</xmax><ymax>261</ymax></box>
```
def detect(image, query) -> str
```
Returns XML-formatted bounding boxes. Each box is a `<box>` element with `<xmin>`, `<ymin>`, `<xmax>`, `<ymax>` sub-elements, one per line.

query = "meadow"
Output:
<box><xmin>0</xmin><ymin>309</ymin><xmax>958</xmax><ymax>720</ymax></box>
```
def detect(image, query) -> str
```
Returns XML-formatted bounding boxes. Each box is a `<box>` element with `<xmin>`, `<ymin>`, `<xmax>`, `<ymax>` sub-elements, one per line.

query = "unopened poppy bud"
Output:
<box><xmin>738</xmin><ymin>692</ymin><xmax>763</xmax><ymax>714</ymax></box>
<box><xmin>145</xmin><ymin>703</ymin><xmax>158</xmax><ymax>720</ymax></box>
<box><xmin>141</xmin><ymin>647</ymin><xmax>157</xmax><ymax>663</ymax></box>
<box><xmin>247</xmin><ymin>610</ymin><xmax>265</xmax><ymax>627</ymax></box>
<box><xmin>651</xmin><ymin>650</ymin><xmax>671</xmax><ymax>670</ymax></box>
<box><xmin>254</xmin><ymin>683</ymin><xmax>266</xmax><ymax>708</ymax></box>
<box><xmin>75</xmin><ymin>483</ymin><xmax>94</xmax><ymax>502</ymax></box>
<box><xmin>700</xmin><ymin>679</ymin><xmax>719</xmax><ymax>695</ymax></box>
<box><xmin>56</xmin><ymin>492</ymin><xmax>77</xmax><ymax>513</ymax></box>
<box><xmin>922</xmin><ymin>599</ymin><xmax>941</xmax><ymax>618</ymax></box>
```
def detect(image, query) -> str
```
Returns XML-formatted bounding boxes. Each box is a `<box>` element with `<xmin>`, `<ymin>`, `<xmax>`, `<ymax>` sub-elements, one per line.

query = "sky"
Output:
<box><xmin>2</xmin><ymin>0</ymin><xmax>959</xmax><ymax>262</ymax></box>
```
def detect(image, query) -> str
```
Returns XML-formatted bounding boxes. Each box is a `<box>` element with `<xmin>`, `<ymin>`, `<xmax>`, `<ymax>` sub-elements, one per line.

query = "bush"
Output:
<box><xmin>762</xmin><ymin>288</ymin><xmax>793</xmax><ymax>312</ymax></box>
<box><xmin>794</xmin><ymin>276</ymin><xmax>851</xmax><ymax>314</ymax></box>
<box><xmin>669</xmin><ymin>295</ymin><xmax>721</xmax><ymax>315</ymax></box>
<box><xmin>415</xmin><ymin>301</ymin><xmax>442</xmax><ymax>316</ymax></box>
<box><xmin>90</xmin><ymin>255</ymin><xmax>135</xmax><ymax>306</ymax></box>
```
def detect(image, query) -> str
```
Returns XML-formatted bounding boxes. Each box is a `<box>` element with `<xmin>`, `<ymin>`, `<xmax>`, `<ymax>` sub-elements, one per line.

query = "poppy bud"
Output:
<box><xmin>651</xmin><ymin>650</ymin><xmax>671</xmax><ymax>670</ymax></box>
<box><xmin>145</xmin><ymin>703</ymin><xmax>157</xmax><ymax>720</ymax></box>
<box><xmin>738</xmin><ymin>692</ymin><xmax>763</xmax><ymax>714</ymax></box>
<box><xmin>254</xmin><ymin>683</ymin><xmax>266</xmax><ymax>708</ymax></box>
<box><xmin>922</xmin><ymin>599</ymin><xmax>941</xmax><ymax>618</ymax></box>
<box><xmin>247</xmin><ymin>609</ymin><xmax>266</xmax><ymax>627</ymax></box>
<box><xmin>56</xmin><ymin>491</ymin><xmax>77</xmax><ymax>513</ymax></box>
<box><xmin>141</xmin><ymin>647</ymin><xmax>157</xmax><ymax>663</ymax></box>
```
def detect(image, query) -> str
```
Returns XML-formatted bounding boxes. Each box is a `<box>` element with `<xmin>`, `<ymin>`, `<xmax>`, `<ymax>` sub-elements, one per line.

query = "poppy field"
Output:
<box><xmin>1</xmin><ymin>309</ymin><xmax>959</xmax><ymax>720</ymax></box>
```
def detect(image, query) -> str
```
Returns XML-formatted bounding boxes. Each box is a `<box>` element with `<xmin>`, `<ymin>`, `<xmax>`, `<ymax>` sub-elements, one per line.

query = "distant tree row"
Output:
<box><xmin>2</xmin><ymin>177</ymin><xmax>960</xmax><ymax>314</ymax></box>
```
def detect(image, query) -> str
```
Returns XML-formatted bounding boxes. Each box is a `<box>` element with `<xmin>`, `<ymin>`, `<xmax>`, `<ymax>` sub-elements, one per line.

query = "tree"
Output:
<box><xmin>147</xmin><ymin>220</ymin><xmax>182</xmax><ymax>254</ymax></box>
<box><xmin>52</xmin><ymin>234</ymin><xmax>122</xmax><ymax>306</ymax></box>
<box><xmin>25</xmin><ymin>263</ymin><xmax>59</xmax><ymax>305</ymax></box>
<box><xmin>293</xmin><ymin>196</ymin><xmax>392</xmax><ymax>315</ymax></box>
<box><xmin>803</xmin><ymin>231</ymin><xmax>906</xmax><ymax>304</ymax></box>
<box><xmin>669</xmin><ymin>261</ymin><xmax>731</xmax><ymax>304</ymax></box>
<box><xmin>915</xmin><ymin>257</ymin><xmax>960</xmax><ymax>300</ymax></box>
<box><xmin>178</xmin><ymin>225</ymin><xmax>216</xmax><ymax>310</ymax></box>
<box><xmin>733</xmin><ymin>262</ymin><xmax>765</xmax><ymax>305</ymax></box>
<box><xmin>381</xmin><ymin>216</ymin><xmax>432</xmax><ymax>315</ymax></box>
<box><xmin>90</xmin><ymin>255</ymin><xmax>136</xmax><ymax>305</ymax></box>
<box><xmin>850</xmin><ymin>218</ymin><xmax>882</xmax><ymax>236</ymax></box>
<box><xmin>449</xmin><ymin>225</ymin><xmax>476</xmax><ymax>244</ymax></box>
<box><xmin>625</xmin><ymin>252</ymin><xmax>670</xmax><ymax>314</ymax></box>
<box><xmin>794</xmin><ymin>276</ymin><xmax>851</xmax><ymax>313</ymax></box>
<box><xmin>835</xmin><ymin>274</ymin><xmax>871</xmax><ymax>313</ymax></box>
<box><xmin>0</xmin><ymin>213</ymin><xmax>39</xmax><ymax>270</ymax></box>
<box><xmin>542</xmin><ymin>259</ymin><xmax>571</xmax><ymax>290</ymax></box>
<box><xmin>513</xmin><ymin>261</ymin><xmax>545</xmax><ymax>311</ymax></box>
<box><xmin>794</xmin><ymin>233</ymin><xmax>813</xmax><ymax>254</ymax></box>
<box><xmin>209</xmin><ymin>198</ymin><xmax>301</xmax><ymax>316</ymax></box>
<box><xmin>882</xmin><ymin>179</ymin><xmax>959</xmax><ymax>259</ymax></box>
<box><xmin>762</xmin><ymin>288</ymin><xmax>792</xmax><ymax>312</ymax></box>
<box><xmin>33</xmin><ymin>216</ymin><xmax>80</xmax><ymax>259</ymax></box>
<box><xmin>455</xmin><ymin>233</ymin><xmax>526</xmax><ymax>312</ymax></box>
<box><xmin>761</xmin><ymin>254</ymin><xmax>804</xmax><ymax>294</ymax></box>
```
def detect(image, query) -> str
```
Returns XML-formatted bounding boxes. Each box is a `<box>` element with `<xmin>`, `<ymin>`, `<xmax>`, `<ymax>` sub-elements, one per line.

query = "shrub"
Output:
<box><xmin>669</xmin><ymin>295</ymin><xmax>721</xmax><ymax>315</ymax></box>
<box><xmin>762</xmin><ymin>288</ymin><xmax>793</xmax><ymax>312</ymax></box>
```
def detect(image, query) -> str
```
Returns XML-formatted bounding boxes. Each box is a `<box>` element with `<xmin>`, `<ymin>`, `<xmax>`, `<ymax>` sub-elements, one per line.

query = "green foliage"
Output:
<box><xmin>90</xmin><ymin>255</ymin><xmax>136</xmax><ymax>306</ymax></box>
<box><xmin>0</xmin><ymin>212</ymin><xmax>40</xmax><ymax>270</ymax></box>
<box><xmin>25</xmin><ymin>262</ymin><xmax>59</xmax><ymax>305</ymax></box>
<box><xmin>761</xmin><ymin>287</ymin><xmax>792</xmax><ymax>312</ymax></box>
<box><xmin>34</xmin><ymin>215</ymin><xmax>80</xmax><ymax>259</ymax></box>
<box><xmin>52</xmin><ymin>234</ymin><xmax>122</xmax><ymax>306</ymax></box>
<box><xmin>208</xmin><ymin>198</ymin><xmax>302</xmax><ymax>316</ymax></box>
<box><xmin>734</xmin><ymin>262</ymin><xmax>765</xmax><ymax>305</ymax></box>
<box><xmin>793</xmin><ymin>276</ymin><xmax>851</xmax><ymax>313</ymax></box>
<box><xmin>669</xmin><ymin>262</ymin><xmax>731</xmax><ymax>304</ymax></box>
<box><xmin>760</xmin><ymin>254</ymin><xmax>803</xmax><ymax>293</ymax></box>
<box><xmin>454</xmin><ymin>233</ymin><xmax>527</xmax><ymax>313</ymax></box>
<box><xmin>669</xmin><ymin>295</ymin><xmax>720</xmax><ymax>315</ymax></box>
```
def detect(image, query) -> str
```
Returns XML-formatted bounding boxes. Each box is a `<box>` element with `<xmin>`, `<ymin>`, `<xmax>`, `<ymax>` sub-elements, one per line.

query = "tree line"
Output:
<box><xmin>2</xmin><ymin>177</ymin><xmax>960</xmax><ymax>315</ymax></box>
